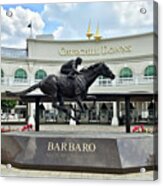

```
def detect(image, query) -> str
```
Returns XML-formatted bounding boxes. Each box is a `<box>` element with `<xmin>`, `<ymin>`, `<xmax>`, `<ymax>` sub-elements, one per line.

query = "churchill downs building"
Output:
<box><xmin>1</xmin><ymin>32</ymin><xmax>158</xmax><ymax>126</ymax></box>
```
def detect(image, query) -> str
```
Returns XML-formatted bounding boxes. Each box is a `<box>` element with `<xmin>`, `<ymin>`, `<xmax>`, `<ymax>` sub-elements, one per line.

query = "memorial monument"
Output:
<box><xmin>2</xmin><ymin>60</ymin><xmax>156</xmax><ymax>174</ymax></box>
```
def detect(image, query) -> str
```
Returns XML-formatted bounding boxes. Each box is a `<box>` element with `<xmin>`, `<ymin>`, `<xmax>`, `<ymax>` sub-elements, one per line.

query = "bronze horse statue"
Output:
<box><xmin>6</xmin><ymin>62</ymin><xmax>115</xmax><ymax>121</ymax></box>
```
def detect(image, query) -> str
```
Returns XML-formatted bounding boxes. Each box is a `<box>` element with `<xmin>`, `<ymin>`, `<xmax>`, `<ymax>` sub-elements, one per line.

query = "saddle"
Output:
<box><xmin>74</xmin><ymin>75</ymin><xmax>87</xmax><ymax>96</ymax></box>
<box><xmin>57</xmin><ymin>74</ymin><xmax>86</xmax><ymax>97</ymax></box>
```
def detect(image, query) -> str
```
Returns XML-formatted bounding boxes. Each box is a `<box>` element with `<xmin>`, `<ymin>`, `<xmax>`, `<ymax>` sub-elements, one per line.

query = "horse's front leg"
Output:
<box><xmin>57</xmin><ymin>93</ymin><xmax>64</xmax><ymax>106</ymax></box>
<box><xmin>52</xmin><ymin>96</ymin><xmax>77</xmax><ymax>121</ymax></box>
<box><xmin>75</xmin><ymin>96</ymin><xmax>85</xmax><ymax>113</ymax></box>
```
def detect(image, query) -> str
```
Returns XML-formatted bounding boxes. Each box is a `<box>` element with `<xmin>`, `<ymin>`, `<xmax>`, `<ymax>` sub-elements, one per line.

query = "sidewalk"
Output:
<box><xmin>2</xmin><ymin>124</ymin><xmax>155</xmax><ymax>133</ymax></box>
<box><xmin>1</xmin><ymin>165</ymin><xmax>156</xmax><ymax>180</ymax></box>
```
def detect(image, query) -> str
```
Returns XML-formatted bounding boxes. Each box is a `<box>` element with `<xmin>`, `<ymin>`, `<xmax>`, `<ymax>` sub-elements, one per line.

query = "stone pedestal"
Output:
<box><xmin>1</xmin><ymin>131</ymin><xmax>156</xmax><ymax>173</ymax></box>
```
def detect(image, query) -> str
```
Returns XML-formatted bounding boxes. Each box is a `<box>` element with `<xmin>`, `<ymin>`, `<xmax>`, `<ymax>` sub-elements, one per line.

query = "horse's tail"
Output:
<box><xmin>5</xmin><ymin>83</ymin><xmax>40</xmax><ymax>96</ymax></box>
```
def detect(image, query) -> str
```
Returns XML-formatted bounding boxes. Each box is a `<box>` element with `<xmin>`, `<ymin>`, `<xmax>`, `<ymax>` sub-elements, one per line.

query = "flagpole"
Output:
<box><xmin>28</xmin><ymin>21</ymin><xmax>33</xmax><ymax>38</ymax></box>
<box><xmin>30</xmin><ymin>25</ymin><xmax>33</xmax><ymax>38</ymax></box>
<box><xmin>30</xmin><ymin>22</ymin><xmax>33</xmax><ymax>38</ymax></box>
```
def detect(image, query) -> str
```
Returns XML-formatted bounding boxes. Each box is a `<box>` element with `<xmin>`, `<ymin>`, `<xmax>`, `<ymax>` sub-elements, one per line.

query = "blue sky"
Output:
<box><xmin>1</xmin><ymin>1</ymin><xmax>155</xmax><ymax>48</ymax></box>
<box><xmin>3</xmin><ymin>4</ymin><xmax>44</xmax><ymax>13</ymax></box>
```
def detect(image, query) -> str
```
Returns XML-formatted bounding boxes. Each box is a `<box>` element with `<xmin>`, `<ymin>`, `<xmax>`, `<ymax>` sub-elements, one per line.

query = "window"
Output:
<box><xmin>1</xmin><ymin>69</ymin><xmax>4</xmax><ymax>78</ymax></box>
<box><xmin>1</xmin><ymin>69</ymin><xmax>4</xmax><ymax>83</ymax></box>
<box><xmin>144</xmin><ymin>65</ymin><xmax>157</xmax><ymax>77</ymax></box>
<box><xmin>98</xmin><ymin>76</ymin><xmax>111</xmax><ymax>86</ymax></box>
<box><xmin>119</xmin><ymin>67</ymin><xmax>133</xmax><ymax>78</ymax></box>
<box><xmin>14</xmin><ymin>68</ymin><xmax>27</xmax><ymax>79</ymax></box>
<box><xmin>35</xmin><ymin>70</ymin><xmax>47</xmax><ymax>80</ymax></box>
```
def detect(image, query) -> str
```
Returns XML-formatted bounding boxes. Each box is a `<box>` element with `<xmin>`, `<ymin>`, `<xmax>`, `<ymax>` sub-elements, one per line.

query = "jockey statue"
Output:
<box><xmin>60</xmin><ymin>57</ymin><xmax>82</xmax><ymax>79</ymax></box>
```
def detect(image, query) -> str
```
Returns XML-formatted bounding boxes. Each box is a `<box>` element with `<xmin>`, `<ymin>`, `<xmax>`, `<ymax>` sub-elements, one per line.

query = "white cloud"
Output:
<box><xmin>113</xmin><ymin>1</ymin><xmax>153</xmax><ymax>27</ymax></box>
<box><xmin>1</xmin><ymin>1</ymin><xmax>154</xmax><ymax>48</ymax></box>
<box><xmin>53</xmin><ymin>26</ymin><xmax>64</xmax><ymax>38</ymax></box>
<box><xmin>57</xmin><ymin>3</ymin><xmax>77</xmax><ymax>12</ymax></box>
<box><xmin>1</xmin><ymin>6</ymin><xmax>45</xmax><ymax>48</ymax></box>
<box><xmin>43</xmin><ymin>1</ymin><xmax>154</xmax><ymax>40</ymax></box>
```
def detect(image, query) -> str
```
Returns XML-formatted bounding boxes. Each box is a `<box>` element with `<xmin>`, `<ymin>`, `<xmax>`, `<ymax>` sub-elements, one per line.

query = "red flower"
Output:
<box><xmin>20</xmin><ymin>124</ymin><xmax>33</xmax><ymax>132</ymax></box>
<box><xmin>132</xmin><ymin>125</ymin><xmax>145</xmax><ymax>133</ymax></box>
<box><xmin>140</xmin><ymin>124</ymin><xmax>145</xmax><ymax>132</ymax></box>
<box><xmin>132</xmin><ymin>126</ymin><xmax>140</xmax><ymax>133</ymax></box>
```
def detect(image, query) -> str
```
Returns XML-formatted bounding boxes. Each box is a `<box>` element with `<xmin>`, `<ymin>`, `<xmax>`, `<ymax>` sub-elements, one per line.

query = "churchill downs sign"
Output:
<box><xmin>58</xmin><ymin>45</ymin><xmax>132</xmax><ymax>56</ymax></box>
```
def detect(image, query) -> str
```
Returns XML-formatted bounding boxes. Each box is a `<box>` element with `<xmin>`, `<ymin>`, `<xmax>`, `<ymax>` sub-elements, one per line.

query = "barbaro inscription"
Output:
<box><xmin>47</xmin><ymin>141</ymin><xmax>96</xmax><ymax>152</ymax></box>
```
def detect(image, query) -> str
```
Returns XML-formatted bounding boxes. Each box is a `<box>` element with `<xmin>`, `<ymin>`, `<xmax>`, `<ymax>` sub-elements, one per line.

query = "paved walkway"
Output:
<box><xmin>2</xmin><ymin>124</ymin><xmax>154</xmax><ymax>133</ymax></box>
<box><xmin>1</xmin><ymin>165</ymin><xmax>156</xmax><ymax>180</ymax></box>
<box><xmin>40</xmin><ymin>125</ymin><xmax>126</xmax><ymax>133</ymax></box>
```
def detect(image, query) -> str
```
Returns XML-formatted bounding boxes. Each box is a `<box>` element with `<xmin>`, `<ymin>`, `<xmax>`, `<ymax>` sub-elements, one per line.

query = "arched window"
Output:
<box><xmin>14</xmin><ymin>68</ymin><xmax>27</xmax><ymax>79</ymax></box>
<box><xmin>119</xmin><ymin>67</ymin><xmax>133</xmax><ymax>78</ymax></box>
<box><xmin>35</xmin><ymin>70</ymin><xmax>47</xmax><ymax>80</ymax></box>
<box><xmin>1</xmin><ymin>69</ymin><xmax>4</xmax><ymax>78</ymax></box>
<box><xmin>144</xmin><ymin>65</ymin><xmax>157</xmax><ymax>77</ymax></box>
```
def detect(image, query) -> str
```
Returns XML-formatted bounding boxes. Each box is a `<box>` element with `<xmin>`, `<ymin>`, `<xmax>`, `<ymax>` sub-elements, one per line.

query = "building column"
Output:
<box><xmin>96</xmin><ymin>102</ymin><xmax>99</xmax><ymax>121</ymax></box>
<box><xmin>137</xmin><ymin>102</ymin><xmax>142</xmax><ymax>117</ymax></box>
<box><xmin>27</xmin><ymin>103</ymin><xmax>35</xmax><ymax>117</ymax></box>
<box><xmin>69</xmin><ymin>102</ymin><xmax>76</xmax><ymax>126</ymax></box>
<box><xmin>111</xmin><ymin>101</ymin><xmax>119</xmax><ymax>126</ymax></box>
<box><xmin>125</xmin><ymin>96</ymin><xmax>131</xmax><ymax>133</ymax></box>
<box><xmin>35</xmin><ymin>98</ymin><xmax>40</xmax><ymax>131</ymax></box>
<box><xmin>117</xmin><ymin>101</ymin><xmax>120</xmax><ymax>119</ymax></box>
<box><xmin>27</xmin><ymin>103</ymin><xmax>35</xmax><ymax>130</ymax></box>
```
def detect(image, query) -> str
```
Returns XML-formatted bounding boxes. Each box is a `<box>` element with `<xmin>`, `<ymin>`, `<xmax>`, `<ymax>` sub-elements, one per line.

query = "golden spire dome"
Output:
<box><xmin>86</xmin><ymin>20</ymin><xmax>93</xmax><ymax>40</ymax></box>
<box><xmin>94</xmin><ymin>23</ymin><xmax>102</xmax><ymax>41</ymax></box>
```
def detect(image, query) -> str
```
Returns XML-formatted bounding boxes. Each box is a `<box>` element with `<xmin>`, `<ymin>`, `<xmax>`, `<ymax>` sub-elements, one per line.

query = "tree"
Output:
<box><xmin>1</xmin><ymin>100</ymin><xmax>17</xmax><ymax>112</ymax></box>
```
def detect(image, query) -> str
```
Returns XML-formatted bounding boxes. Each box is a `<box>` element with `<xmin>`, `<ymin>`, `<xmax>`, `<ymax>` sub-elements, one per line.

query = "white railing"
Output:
<box><xmin>13</xmin><ymin>78</ymin><xmax>29</xmax><ymax>84</ymax></box>
<box><xmin>98</xmin><ymin>76</ymin><xmax>157</xmax><ymax>87</ymax></box>
<box><xmin>1</xmin><ymin>76</ymin><xmax>157</xmax><ymax>88</ymax></box>
<box><xmin>1</xmin><ymin>77</ymin><xmax>32</xmax><ymax>86</ymax></box>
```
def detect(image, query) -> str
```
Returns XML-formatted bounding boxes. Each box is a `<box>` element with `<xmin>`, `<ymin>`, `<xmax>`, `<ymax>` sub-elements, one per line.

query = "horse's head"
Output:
<box><xmin>79</xmin><ymin>62</ymin><xmax>115</xmax><ymax>80</ymax></box>
<box><xmin>99</xmin><ymin>62</ymin><xmax>115</xmax><ymax>80</ymax></box>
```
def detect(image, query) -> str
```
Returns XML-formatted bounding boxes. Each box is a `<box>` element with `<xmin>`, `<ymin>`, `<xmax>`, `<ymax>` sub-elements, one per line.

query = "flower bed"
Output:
<box><xmin>1</xmin><ymin>124</ymin><xmax>33</xmax><ymax>133</ymax></box>
<box><xmin>132</xmin><ymin>124</ymin><xmax>157</xmax><ymax>133</ymax></box>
